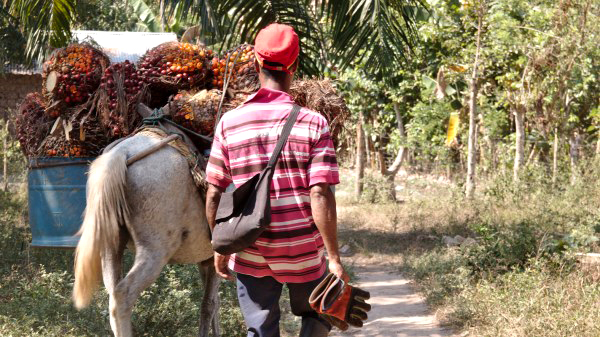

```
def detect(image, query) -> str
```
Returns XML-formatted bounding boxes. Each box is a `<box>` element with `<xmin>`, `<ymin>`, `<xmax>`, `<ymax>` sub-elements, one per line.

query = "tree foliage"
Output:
<box><xmin>339</xmin><ymin>0</ymin><xmax>599</xmax><ymax>188</ymax></box>
<box><xmin>5</xmin><ymin>0</ymin><xmax>425</xmax><ymax>77</ymax></box>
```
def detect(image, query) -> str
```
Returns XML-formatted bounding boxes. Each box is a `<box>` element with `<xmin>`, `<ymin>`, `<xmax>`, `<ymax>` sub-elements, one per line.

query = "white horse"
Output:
<box><xmin>72</xmin><ymin>132</ymin><xmax>220</xmax><ymax>337</ymax></box>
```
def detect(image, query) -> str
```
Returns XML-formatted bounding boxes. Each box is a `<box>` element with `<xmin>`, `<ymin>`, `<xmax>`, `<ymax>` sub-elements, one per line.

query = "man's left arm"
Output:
<box><xmin>307</xmin><ymin>116</ymin><xmax>344</xmax><ymax>277</ymax></box>
<box><xmin>310</xmin><ymin>182</ymin><xmax>347</xmax><ymax>281</ymax></box>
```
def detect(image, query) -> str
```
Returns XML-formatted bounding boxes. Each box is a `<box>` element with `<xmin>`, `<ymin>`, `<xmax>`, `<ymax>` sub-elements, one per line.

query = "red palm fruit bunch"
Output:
<box><xmin>137</xmin><ymin>42</ymin><xmax>212</xmax><ymax>93</ymax></box>
<box><xmin>211</xmin><ymin>44</ymin><xmax>259</xmax><ymax>93</ymax></box>
<box><xmin>97</xmin><ymin>61</ymin><xmax>149</xmax><ymax>138</ymax></box>
<box><xmin>15</xmin><ymin>92</ymin><xmax>52</xmax><ymax>157</ymax></box>
<box><xmin>171</xmin><ymin>89</ymin><xmax>223</xmax><ymax>135</ymax></box>
<box><xmin>42</xmin><ymin>44</ymin><xmax>110</xmax><ymax>116</ymax></box>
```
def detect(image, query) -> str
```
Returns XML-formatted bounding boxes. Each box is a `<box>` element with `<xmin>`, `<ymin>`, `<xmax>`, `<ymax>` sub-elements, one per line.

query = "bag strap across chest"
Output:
<box><xmin>267</xmin><ymin>104</ymin><xmax>301</xmax><ymax>169</ymax></box>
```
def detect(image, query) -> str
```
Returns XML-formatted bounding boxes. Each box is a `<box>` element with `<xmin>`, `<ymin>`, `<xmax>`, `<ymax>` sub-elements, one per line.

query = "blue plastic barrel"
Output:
<box><xmin>28</xmin><ymin>157</ymin><xmax>93</xmax><ymax>248</ymax></box>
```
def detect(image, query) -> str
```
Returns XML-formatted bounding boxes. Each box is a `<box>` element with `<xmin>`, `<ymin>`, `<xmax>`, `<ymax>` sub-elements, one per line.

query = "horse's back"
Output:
<box><xmin>114</xmin><ymin>134</ymin><xmax>213</xmax><ymax>264</ymax></box>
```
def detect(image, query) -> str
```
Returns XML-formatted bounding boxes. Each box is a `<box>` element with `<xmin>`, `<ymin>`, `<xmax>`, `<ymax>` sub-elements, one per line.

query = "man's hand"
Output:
<box><xmin>329</xmin><ymin>258</ymin><xmax>349</xmax><ymax>282</ymax></box>
<box><xmin>214</xmin><ymin>252</ymin><xmax>234</xmax><ymax>281</ymax></box>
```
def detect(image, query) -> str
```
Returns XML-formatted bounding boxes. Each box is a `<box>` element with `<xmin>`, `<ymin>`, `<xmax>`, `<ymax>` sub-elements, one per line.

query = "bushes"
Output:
<box><xmin>464</xmin><ymin>222</ymin><xmax>538</xmax><ymax>275</ymax></box>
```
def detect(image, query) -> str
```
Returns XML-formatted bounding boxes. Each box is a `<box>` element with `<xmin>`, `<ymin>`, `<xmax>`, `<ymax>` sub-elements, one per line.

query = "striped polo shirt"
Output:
<box><xmin>206</xmin><ymin>87</ymin><xmax>340</xmax><ymax>283</ymax></box>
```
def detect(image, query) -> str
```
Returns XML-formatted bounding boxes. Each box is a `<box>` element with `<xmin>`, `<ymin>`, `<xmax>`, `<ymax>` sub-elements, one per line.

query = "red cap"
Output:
<box><xmin>254</xmin><ymin>23</ymin><xmax>299</xmax><ymax>74</ymax></box>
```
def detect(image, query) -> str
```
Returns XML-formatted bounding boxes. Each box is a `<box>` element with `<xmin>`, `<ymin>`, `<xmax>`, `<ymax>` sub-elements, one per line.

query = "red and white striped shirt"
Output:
<box><xmin>206</xmin><ymin>87</ymin><xmax>340</xmax><ymax>283</ymax></box>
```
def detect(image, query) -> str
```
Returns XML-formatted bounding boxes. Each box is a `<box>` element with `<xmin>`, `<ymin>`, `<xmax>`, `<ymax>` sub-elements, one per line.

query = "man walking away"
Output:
<box><xmin>205</xmin><ymin>23</ymin><xmax>346</xmax><ymax>337</ymax></box>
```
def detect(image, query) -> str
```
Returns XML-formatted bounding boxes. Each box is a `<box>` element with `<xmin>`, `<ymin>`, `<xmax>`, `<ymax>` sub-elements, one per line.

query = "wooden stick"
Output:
<box><xmin>126</xmin><ymin>134</ymin><xmax>180</xmax><ymax>166</ymax></box>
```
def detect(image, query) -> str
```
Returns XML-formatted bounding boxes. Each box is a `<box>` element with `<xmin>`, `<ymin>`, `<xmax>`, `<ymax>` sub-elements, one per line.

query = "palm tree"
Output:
<box><xmin>7</xmin><ymin>0</ymin><xmax>425</xmax><ymax>77</ymax></box>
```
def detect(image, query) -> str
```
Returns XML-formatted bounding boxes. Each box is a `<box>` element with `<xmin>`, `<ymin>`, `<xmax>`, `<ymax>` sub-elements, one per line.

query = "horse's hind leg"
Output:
<box><xmin>111</xmin><ymin>247</ymin><xmax>168</xmax><ymax>337</ymax></box>
<box><xmin>198</xmin><ymin>258</ymin><xmax>221</xmax><ymax>337</ymax></box>
<box><xmin>102</xmin><ymin>227</ymin><xmax>128</xmax><ymax>335</ymax></box>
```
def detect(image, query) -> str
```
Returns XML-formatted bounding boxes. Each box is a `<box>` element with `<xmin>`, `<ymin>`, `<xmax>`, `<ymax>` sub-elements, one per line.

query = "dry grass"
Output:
<box><xmin>335</xmin><ymin>168</ymin><xmax>470</xmax><ymax>266</ymax></box>
<box><xmin>335</xmin><ymin>167</ymin><xmax>600</xmax><ymax>337</ymax></box>
<box><xmin>452</xmin><ymin>266</ymin><xmax>600</xmax><ymax>337</ymax></box>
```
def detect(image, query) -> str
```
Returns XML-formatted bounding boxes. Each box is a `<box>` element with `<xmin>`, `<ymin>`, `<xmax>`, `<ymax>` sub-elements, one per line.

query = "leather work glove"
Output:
<box><xmin>309</xmin><ymin>273</ymin><xmax>371</xmax><ymax>330</ymax></box>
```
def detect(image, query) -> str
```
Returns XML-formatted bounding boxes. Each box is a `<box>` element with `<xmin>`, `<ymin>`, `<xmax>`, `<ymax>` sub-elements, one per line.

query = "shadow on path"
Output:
<box><xmin>330</xmin><ymin>266</ymin><xmax>455</xmax><ymax>337</ymax></box>
<box><xmin>338</xmin><ymin>227</ymin><xmax>440</xmax><ymax>260</ymax></box>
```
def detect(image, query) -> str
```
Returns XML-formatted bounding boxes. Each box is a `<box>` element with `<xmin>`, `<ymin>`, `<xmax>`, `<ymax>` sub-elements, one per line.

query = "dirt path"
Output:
<box><xmin>330</xmin><ymin>265</ymin><xmax>454</xmax><ymax>337</ymax></box>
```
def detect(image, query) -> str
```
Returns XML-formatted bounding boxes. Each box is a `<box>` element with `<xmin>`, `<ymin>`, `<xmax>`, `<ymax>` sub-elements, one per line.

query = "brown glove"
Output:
<box><xmin>309</xmin><ymin>273</ymin><xmax>371</xmax><ymax>330</ymax></box>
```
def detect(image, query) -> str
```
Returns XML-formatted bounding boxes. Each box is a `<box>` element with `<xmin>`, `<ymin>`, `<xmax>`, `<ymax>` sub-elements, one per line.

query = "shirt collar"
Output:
<box><xmin>244</xmin><ymin>87</ymin><xmax>294</xmax><ymax>105</ymax></box>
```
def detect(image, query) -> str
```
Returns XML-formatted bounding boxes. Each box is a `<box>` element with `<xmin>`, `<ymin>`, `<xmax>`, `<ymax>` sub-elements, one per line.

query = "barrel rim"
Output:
<box><xmin>28</xmin><ymin>157</ymin><xmax>95</xmax><ymax>169</ymax></box>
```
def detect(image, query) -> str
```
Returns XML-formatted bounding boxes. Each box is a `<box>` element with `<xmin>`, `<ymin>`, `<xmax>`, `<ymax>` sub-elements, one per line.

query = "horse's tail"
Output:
<box><xmin>73</xmin><ymin>150</ymin><xmax>129</xmax><ymax>309</ymax></box>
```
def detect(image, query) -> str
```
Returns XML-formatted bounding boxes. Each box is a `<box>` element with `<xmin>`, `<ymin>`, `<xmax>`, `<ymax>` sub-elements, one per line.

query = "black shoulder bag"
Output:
<box><xmin>212</xmin><ymin>104</ymin><xmax>301</xmax><ymax>255</ymax></box>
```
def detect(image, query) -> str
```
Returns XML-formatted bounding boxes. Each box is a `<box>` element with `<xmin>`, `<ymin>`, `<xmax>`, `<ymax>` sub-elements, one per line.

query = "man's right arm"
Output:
<box><xmin>205</xmin><ymin>184</ymin><xmax>224</xmax><ymax>231</ymax></box>
<box><xmin>205</xmin><ymin>183</ymin><xmax>234</xmax><ymax>281</ymax></box>
<box><xmin>205</xmin><ymin>119</ymin><xmax>234</xmax><ymax>281</ymax></box>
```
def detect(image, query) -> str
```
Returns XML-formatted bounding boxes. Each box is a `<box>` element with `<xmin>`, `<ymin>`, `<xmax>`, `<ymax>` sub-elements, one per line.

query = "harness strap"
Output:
<box><xmin>267</xmin><ymin>104</ymin><xmax>301</xmax><ymax>169</ymax></box>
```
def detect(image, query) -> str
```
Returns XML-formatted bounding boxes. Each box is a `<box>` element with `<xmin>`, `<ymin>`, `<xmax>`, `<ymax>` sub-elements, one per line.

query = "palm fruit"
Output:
<box><xmin>211</xmin><ymin>44</ymin><xmax>259</xmax><ymax>93</ymax></box>
<box><xmin>171</xmin><ymin>89</ymin><xmax>222</xmax><ymax>135</ymax></box>
<box><xmin>97</xmin><ymin>61</ymin><xmax>149</xmax><ymax>138</ymax></box>
<box><xmin>15</xmin><ymin>93</ymin><xmax>52</xmax><ymax>157</ymax></box>
<box><xmin>137</xmin><ymin>42</ymin><xmax>212</xmax><ymax>93</ymax></box>
<box><xmin>42</xmin><ymin>44</ymin><xmax>110</xmax><ymax>115</ymax></box>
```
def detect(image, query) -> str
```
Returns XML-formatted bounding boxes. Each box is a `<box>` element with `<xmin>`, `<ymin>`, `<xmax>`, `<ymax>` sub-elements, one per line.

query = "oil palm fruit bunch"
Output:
<box><xmin>137</xmin><ymin>42</ymin><xmax>212</xmax><ymax>92</ymax></box>
<box><xmin>171</xmin><ymin>89</ymin><xmax>222</xmax><ymax>135</ymax></box>
<box><xmin>97</xmin><ymin>61</ymin><xmax>149</xmax><ymax>138</ymax></box>
<box><xmin>38</xmin><ymin>110</ymin><xmax>108</xmax><ymax>158</ymax></box>
<box><xmin>15</xmin><ymin>93</ymin><xmax>52</xmax><ymax>157</ymax></box>
<box><xmin>42</xmin><ymin>44</ymin><xmax>110</xmax><ymax>115</ymax></box>
<box><xmin>211</xmin><ymin>44</ymin><xmax>259</xmax><ymax>93</ymax></box>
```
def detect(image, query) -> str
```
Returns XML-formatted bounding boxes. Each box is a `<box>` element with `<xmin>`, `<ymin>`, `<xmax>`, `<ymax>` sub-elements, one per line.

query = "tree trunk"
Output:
<box><xmin>355</xmin><ymin>112</ymin><xmax>366</xmax><ymax>199</ymax></box>
<box><xmin>3</xmin><ymin>121</ymin><xmax>8</xmax><ymax>192</ymax></box>
<box><xmin>465</xmin><ymin>10</ymin><xmax>484</xmax><ymax>199</ymax></box>
<box><xmin>488</xmin><ymin>136</ymin><xmax>497</xmax><ymax>172</ymax></box>
<box><xmin>367</xmin><ymin>136</ymin><xmax>376</xmax><ymax>170</ymax></box>
<box><xmin>525</xmin><ymin>144</ymin><xmax>537</xmax><ymax>167</ymax></box>
<box><xmin>552</xmin><ymin>128</ymin><xmax>559</xmax><ymax>186</ymax></box>
<box><xmin>377</xmin><ymin>147</ymin><xmax>386</xmax><ymax>175</ymax></box>
<box><xmin>363</xmin><ymin>126</ymin><xmax>371</xmax><ymax>170</ymax></box>
<box><xmin>382</xmin><ymin>102</ymin><xmax>407</xmax><ymax>201</ymax></box>
<box><xmin>569</xmin><ymin>131</ymin><xmax>580</xmax><ymax>184</ymax></box>
<box><xmin>159</xmin><ymin>0</ymin><xmax>166</xmax><ymax>32</ymax></box>
<box><xmin>513</xmin><ymin>108</ymin><xmax>525</xmax><ymax>181</ymax></box>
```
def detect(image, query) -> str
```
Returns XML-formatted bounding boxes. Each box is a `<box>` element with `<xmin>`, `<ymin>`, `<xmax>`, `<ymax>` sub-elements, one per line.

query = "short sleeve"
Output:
<box><xmin>307</xmin><ymin>117</ymin><xmax>340</xmax><ymax>187</ymax></box>
<box><xmin>206</xmin><ymin>120</ymin><xmax>233</xmax><ymax>188</ymax></box>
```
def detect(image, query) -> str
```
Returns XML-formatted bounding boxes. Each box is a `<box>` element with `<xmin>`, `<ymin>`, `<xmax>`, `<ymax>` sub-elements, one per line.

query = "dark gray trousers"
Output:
<box><xmin>236</xmin><ymin>272</ymin><xmax>331</xmax><ymax>337</ymax></box>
